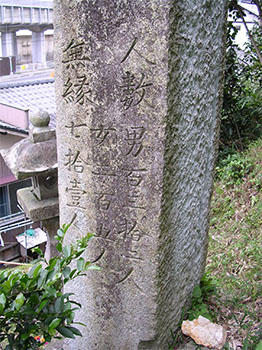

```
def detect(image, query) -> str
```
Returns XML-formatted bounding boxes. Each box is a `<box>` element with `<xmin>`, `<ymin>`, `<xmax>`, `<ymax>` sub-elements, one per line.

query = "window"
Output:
<box><xmin>0</xmin><ymin>186</ymin><xmax>10</xmax><ymax>218</ymax></box>
<box><xmin>0</xmin><ymin>179</ymin><xmax>32</xmax><ymax>218</ymax></box>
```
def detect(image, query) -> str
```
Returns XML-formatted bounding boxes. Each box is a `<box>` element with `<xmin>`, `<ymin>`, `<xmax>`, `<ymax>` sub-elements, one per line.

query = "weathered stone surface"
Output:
<box><xmin>30</xmin><ymin>126</ymin><xmax>56</xmax><ymax>143</ymax></box>
<box><xmin>30</xmin><ymin>108</ymin><xmax>50</xmax><ymax>127</ymax></box>
<box><xmin>17</xmin><ymin>188</ymin><xmax>59</xmax><ymax>221</ymax></box>
<box><xmin>182</xmin><ymin>316</ymin><xmax>227</xmax><ymax>349</ymax></box>
<box><xmin>54</xmin><ymin>1</ymin><xmax>227</xmax><ymax>349</ymax></box>
<box><xmin>176</xmin><ymin>340</ymin><xmax>208</xmax><ymax>350</ymax></box>
<box><xmin>29</xmin><ymin>109</ymin><xmax>56</xmax><ymax>143</ymax></box>
<box><xmin>42</xmin><ymin>217</ymin><xmax>60</xmax><ymax>261</ymax></box>
<box><xmin>1</xmin><ymin>138</ymin><xmax>57</xmax><ymax>179</ymax></box>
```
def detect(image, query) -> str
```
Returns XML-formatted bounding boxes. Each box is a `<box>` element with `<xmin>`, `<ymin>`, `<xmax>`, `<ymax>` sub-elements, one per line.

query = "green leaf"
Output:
<box><xmin>55</xmin><ymin>296</ymin><xmax>64</xmax><ymax>313</ymax></box>
<box><xmin>63</xmin><ymin>245</ymin><xmax>71</xmax><ymax>258</ymax></box>
<box><xmin>69</xmin><ymin>300</ymin><xmax>81</xmax><ymax>308</ymax></box>
<box><xmin>38</xmin><ymin>299</ymin><xmax>49</xmax><ymax>312</ymax></box>
<box><xmin>73</xmin><ymin>321</ymin><xmax>87</xmax><ymax>327</ymax></box>
<box><xmin>62</xmin><ymin>222</ymin><xmax>72</xmax><ymax>233</ymax></box>
<box><xmin>14</xmin><ymin>293</ymin><xmax>25</xmax><ymax>310</ymax></box>
<box><xmin>69</xmin><ymin>269</ymin><xmax>77</xmax><ymax>279</ymax></box>
<box><xmin>46</xmin><ymin>269</ymin><xmax>57</xmax><ymax>283</ymax></box>
<box><xmin>66</xmin><ymin>326</ymin><xmax>82</xmax><ymax>336</ymax></box>
<box><xmin>37</xmin><ymin>269</ymin><xmax>48</xmax><ymax>288</ymax></box>
<box><xmin>74</xmin><ymin>248</ymin><xmax>85</xmax><ymax>258</ymax></box>
<box><xmin>255</xmin><ymin>341</ymin><xmax>262</xmax><ymax>350</ymax></box>
<box><xmin>56</xmin><ymin>228</ymin><xmax>65</xmax><ymax>238</ymax></box>
<box><xmin>31</xmin><ymin>246</ymin><xmax>44</xmax><ymax>257</ymax></box>
<box><xmin>21</xmin><ymin>326</ymin><xmax>36</xmax><ymax>341</ymax></box>
<box><xmin>29</xmin><ymin>293</ymin><xmax>39</xmax><ymax>305</ymax></box>
<box><xmin>56</xmin><ymin>326</ymin><xmax>75</xmax><ymax>339</ymax></box>
<box><xmin>48</xmin><ymin>257</ymin><xmax>58</xmax><ymax>270</ymax></box>
<box><xmin>62</xmin><ymin>266</ymin><xmax>71</xmax><ymax>278</ymax></box>
<box><xmin>28</xmin><ymin>264</ymin><xmax>42</xmax><ymax>278</ymax></box>
<box><xmin>0</xmin><ymin>293</ymin><xmax>6</xmax><ymax>313</ymax></box>
<box><xmin>56</xmin><ymin>242</ymin><xmax>62</xmax><ymax>252</ymax></box>
<box><xmin>64</xmin><ymin>302</ymin><xmax>72</xmax><ymax>311</ymax></box>
<box><xmin>21</xmin><ymin>333</ymin><xmax>29</xmax><ymax>340</ymax></box>
<box><xmin>48</xmin><ymin>318</ymin><xmax>61</xmax><ymax>331</ymax></box>
<box><xmin>63</xmin><ymin>292</ymin><xmax>74</xmax><ymax>299</ymax></box>
<box><xmin>9</xmin><ymin>273</ymin><xmax>20</xmax><ymax>288</ymax></box>
<box><xmin>0</xmin><ymin>293</ymin><xmax>6</xmax><ymax>308</ymax></box>
<box><xmin>77</xmin><ymin>258</ymin><xmax>84</xmax><ymax>271</ymax></box>
<box><xmin>67</xmin><ymin>310</ymin><xmax>75</xmax><ymax>324</ymax></box>
<box><xmin>42</xmin><ymin>286</ymin><xmax>57</xmax><ymax>300</ymax></box>
<box><xmin>192</xmin><ymin>285</ymin><xmax>202</xmax><ymax>299</ymax></box>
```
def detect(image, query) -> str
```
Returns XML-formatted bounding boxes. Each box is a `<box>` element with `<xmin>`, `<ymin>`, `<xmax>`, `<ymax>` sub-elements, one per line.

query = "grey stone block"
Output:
<box><xmin>17</xmin><ymin>188</ymin><xmax>59</xmax><ymax>221</ymax></box>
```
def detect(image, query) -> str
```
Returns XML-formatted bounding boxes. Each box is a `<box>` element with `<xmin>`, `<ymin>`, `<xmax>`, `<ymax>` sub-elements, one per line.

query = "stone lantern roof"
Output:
<box><xmin>1</xmin><ymin>109</ymin><xmax>57</xmax><ymax>180</ymax></box>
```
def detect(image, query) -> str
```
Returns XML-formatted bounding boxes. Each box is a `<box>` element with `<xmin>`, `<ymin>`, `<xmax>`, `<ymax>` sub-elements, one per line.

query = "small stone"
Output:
<box><xmin>30</xmin><ymin>109</ymin><xmax>50</xmax><ymax>127</ymax></box>
<box><xmin>182</xmin><ymin>316</ymin><xmax>227</xmax><ymax>349</ymax></box>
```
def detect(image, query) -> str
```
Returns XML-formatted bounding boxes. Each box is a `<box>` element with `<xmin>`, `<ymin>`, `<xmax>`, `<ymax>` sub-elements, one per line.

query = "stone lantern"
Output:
<box><xmin>1</xmin><ymin>109</ymin><xmax>59</xmax><ymax>259</ymax></box>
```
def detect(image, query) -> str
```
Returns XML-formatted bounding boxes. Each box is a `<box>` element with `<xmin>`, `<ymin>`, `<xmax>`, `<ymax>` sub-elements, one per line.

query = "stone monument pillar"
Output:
<box><xmin>54</xmin><ymin>1</ymin><xmax>227</xmax><ymax>349</ymax></box>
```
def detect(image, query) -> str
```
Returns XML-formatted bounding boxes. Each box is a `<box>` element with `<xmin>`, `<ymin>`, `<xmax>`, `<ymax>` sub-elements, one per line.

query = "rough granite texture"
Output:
<box><xmin>54</xmin><ymin>1</ymin><xmax>227</xmax><ymax>349</ymax></box>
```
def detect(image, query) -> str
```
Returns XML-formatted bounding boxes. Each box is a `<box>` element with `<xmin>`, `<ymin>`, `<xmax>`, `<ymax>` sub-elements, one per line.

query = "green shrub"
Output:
<box><xmin>186</xmin><ymin>274</ymin><xmax>216</xmax><ymax>322</ymax></box>
<box><xmin>221</xmin><ymin>20</ymin><xmax>262</xmax><ymax>155</ymax></box>
<box><xmin>0</xmin><ymin>223</ymin><xmax>99</xmax><ymax>350</ymax></box>
<box><xmin>216</xmin><ymin>152</ymin><xmax>254</xmax><ymax>186</ymax></box>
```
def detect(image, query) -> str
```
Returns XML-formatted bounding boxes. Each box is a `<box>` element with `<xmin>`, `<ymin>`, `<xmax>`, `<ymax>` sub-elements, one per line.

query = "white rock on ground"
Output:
<box><xmin>181</xmin><ymin>315</ymin><xmax>227</xmax><ymax>349</ymax></box>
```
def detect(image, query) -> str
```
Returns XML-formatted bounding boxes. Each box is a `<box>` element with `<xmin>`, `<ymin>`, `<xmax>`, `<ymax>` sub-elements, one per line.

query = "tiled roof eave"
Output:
<box><xmin>0</xmin><ymin>78</ymin><xmax>54</xmax><ymax>90</ymax></box>
<box><xmin>0</xmin><ymin>121</ymin><xmax>28</xmax><ymax>135</ymax></box>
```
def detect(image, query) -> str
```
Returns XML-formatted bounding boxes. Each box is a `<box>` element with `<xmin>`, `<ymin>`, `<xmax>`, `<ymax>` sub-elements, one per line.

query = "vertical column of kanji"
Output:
<box><xmin>54</xmin><ymin>3</ymin><xmax>99</xmax><ymax>349</ymax></box>
<box><xmin>57</xmin><ymin>37</ymin><xmax>95</xmax><ymax>224</ymax></box>
<box><xmin>87</xmin><ymin>2</ymin><xmax>170</xmax><ymax>348</ymax></box>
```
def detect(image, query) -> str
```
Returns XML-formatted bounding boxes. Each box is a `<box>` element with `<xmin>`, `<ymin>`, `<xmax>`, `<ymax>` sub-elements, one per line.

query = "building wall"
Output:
<box><xmin>0</xmin><ymin>133</ymin><xmax>24</xmax><ymax>150</ymax></box>
<box><xmin>0</xmin><ymin>133</ymin><xmax>24</xmax><ymax>183</ymax></box>
<box><xmin>16</xmin><ymin>33</ymin><xmax>54</xmax><ymax>64</ymax></box>
<box><xmin>0</xmin><ymin>155</ymin><xmax>13</xmax><ymax>179</ymax></box>
<box><xmin>45</xmin><ymin>34</ymin><xmax>54</xmax><ymax>61</ymax></box>
<box><xmin>0</xmin><ymin>104</ymin><xmax>29</xmax><ymax>129</ymax></box>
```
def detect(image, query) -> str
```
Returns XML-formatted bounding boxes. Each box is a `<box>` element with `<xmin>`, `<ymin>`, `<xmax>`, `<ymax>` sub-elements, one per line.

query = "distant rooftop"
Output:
<box><xmin>0</xmin><ymin>74</ymin><xmax>55</xmax><ymax>129</ymax></box>
<box><xmin>0</xmin><ymin>119</ymin><xmax>28</xmax><ymax>135</ymax></box>
<box><xmin>0</xmin><ymin>1</ymin><xmax>52</xmax><ymax>7</ymax></box>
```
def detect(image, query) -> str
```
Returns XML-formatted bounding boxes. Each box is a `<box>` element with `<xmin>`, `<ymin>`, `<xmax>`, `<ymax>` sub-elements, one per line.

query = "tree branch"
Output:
<box><xmin>239</xmin><ymin>6</ymin><xmax>259</xmax><ymax>18</ymax></box>
<box><xmin>250</xmin><ymin>0</ymin><xmax>262</xmax><ymax>25</ymax></box>
<box><xmin>233</xmin><ymin>0</ymin><xmax>262</xmax><ymax>65</ymax></box>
